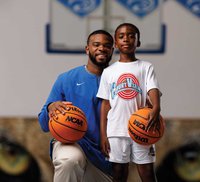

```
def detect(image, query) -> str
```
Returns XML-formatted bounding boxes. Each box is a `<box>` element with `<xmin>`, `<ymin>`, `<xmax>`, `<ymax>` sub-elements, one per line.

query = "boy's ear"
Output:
<box><xmin>134</xmin><ymin>34</ymin><xmax>141</xmax><ymax>47</ymax></box>
<box><xmin>137</xmin><ymin>40</ymin><xmax>141</xmax><ymax>47</ymax></box>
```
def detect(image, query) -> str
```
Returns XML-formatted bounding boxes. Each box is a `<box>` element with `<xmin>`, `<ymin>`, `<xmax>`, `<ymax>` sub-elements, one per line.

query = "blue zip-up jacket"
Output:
<box><xmin>38</xmin><ymin>65</ymin><xmax>112</xmax><ymax>176</ymax></box>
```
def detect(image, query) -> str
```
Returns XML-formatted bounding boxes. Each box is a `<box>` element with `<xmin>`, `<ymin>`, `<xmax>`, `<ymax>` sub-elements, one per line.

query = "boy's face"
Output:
<box><xmin>115</xmin><ymin>26</ymin><xmax>138</xmax><ymax>54</ymax></box>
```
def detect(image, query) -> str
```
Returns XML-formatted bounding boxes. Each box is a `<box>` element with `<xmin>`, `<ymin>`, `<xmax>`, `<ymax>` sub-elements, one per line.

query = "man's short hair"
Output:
<box><xmin>87</xmin><ymin>30</ymin><xmax>114</xmax><ymax>45</ymax></box>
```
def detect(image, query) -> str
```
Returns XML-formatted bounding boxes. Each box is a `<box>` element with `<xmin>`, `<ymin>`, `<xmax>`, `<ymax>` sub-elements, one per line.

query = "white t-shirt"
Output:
<box><xmin>97</xmin><ymin>60</ymin><xmax>161</xmax><ymax>137</ymax></box>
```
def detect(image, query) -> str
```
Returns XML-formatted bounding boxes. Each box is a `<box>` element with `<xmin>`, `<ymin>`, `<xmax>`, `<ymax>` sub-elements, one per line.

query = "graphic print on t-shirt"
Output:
<box><xmin>111</xmin><ymin>73</ymin><xmax>142</xmax><ymax>100</ymax></box>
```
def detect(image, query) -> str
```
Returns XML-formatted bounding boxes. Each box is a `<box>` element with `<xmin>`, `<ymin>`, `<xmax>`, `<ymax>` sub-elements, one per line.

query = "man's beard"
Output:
<box><xmin>89</xmin><ymin>52</ymin><xmax>112</xmax><ymax>68</ymax></box>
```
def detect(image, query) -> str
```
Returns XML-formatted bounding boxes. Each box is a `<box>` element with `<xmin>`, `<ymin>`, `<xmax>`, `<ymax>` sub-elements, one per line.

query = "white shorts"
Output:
<box><xmin>107</xmin><ymin>137</ymin><xmax>156</xmax><ymax>164</ymax></box>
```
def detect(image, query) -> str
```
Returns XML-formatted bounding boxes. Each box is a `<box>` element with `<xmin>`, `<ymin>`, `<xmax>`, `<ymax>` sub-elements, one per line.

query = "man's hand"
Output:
<box><xmin>48</xmin><ymin>101</ymin><xmax>72</xmax><ymax>119</ymax></box>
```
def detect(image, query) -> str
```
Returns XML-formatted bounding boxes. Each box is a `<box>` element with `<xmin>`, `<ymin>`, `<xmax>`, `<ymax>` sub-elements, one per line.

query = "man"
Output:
<box><xmin>38</xmin><ymin>30</ymin><xmax>114</xmax><ymax>182</ymax></box>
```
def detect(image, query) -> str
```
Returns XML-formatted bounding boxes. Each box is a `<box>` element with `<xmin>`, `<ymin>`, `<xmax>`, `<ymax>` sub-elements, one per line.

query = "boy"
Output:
<box><xmin>97</xmin><ymin>23</ymin><xmax>161</xmax><ymax>182</ymax></box>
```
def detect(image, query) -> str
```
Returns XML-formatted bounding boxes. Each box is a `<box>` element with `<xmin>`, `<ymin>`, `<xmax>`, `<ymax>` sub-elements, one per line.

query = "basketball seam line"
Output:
<box><xmin>51</xmin><ymin>117</ymin><xmax>87</xmax><ymax>132</ymax></box>
<box><xmin>50</xmin><ymin>121</ymin><xmax>77</xmax><ymax>142</ymax></box>
<box><xmin>65</xmin><ymin>106</ymin><xmax>85</xmax><ymax>118</ymax></box>
<box><xmin>128</xmin><ymin>123</ymin><xmax>161</xmax><ymax>138</ymax></box>
<box><xmin>131</xmin><ymin>114</ymin><xmax>148</xmax><ymax>120</ymax></box>
<box><xmin>56</xmin><ymin>112</ymin><xmax>86</xmax><ymax>122</ymax></box>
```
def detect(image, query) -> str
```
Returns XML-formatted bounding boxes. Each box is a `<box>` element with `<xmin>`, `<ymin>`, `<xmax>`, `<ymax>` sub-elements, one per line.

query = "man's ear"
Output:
<box><xmin>114</xmin><ymin>42</ymin><xmax>118</xmax><ymax>49</ymax></box>
<box><xmin>111</xmin><ymin>47</ymin><xmax>114</xmax><ymax>55</ymax></box>
<box><xmin>85</xmin><ymin>46</ymin><xmax>89</xmax><ymax>55</ymax></box>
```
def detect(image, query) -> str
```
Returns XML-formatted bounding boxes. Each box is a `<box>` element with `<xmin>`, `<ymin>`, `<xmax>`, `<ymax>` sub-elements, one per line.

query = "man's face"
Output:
<box><xmin>86</xmin><ymin>34</ymin><xmax>113</xmax><ymax>67</ymax></box>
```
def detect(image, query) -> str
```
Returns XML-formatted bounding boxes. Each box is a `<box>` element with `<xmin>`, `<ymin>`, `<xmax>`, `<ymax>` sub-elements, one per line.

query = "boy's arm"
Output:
<box><xmin>100</xmin><ymin>99</ymin><xmax>110</xmax><ymax>157</ymax></box>
<box><xmin>147</xmin><ymin>88</ymin><xmax>161</xmax><ymax>131</ymax></box>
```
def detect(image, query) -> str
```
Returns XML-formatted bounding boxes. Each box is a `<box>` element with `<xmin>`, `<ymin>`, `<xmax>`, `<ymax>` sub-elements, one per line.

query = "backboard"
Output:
<box><xmin>46</xmin><ymin>0</ymin><xmax>166</xmax><ymax>54</ymax></box>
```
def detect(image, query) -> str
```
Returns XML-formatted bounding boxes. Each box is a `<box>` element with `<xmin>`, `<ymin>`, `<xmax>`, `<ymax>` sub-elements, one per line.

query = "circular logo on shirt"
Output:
<box><xmin>116</xmin><ymin>73</ymin><xmax>141</xmax><ymax>99</ymax></box>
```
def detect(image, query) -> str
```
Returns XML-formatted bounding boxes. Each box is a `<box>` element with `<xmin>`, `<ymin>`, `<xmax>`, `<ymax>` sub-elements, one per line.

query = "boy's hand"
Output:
<box><xmin>146</xmin><ymin>107</ymin><xmax>160</xmax><ymax>132</ymax></box>
<box><xmin>101</xmin><ymin>136</ymin><xmax>110</xmax><ymax>158</ymax></box>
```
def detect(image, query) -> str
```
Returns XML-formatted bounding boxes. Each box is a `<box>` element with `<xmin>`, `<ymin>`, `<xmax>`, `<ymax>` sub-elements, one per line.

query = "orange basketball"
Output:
<box><xmin>49</xmin><ymin>105</ymin><xmax>87</xmax><ymax>143</ymax></box>
<box><xmin>128</xmin><ymin>107</ymin><xmax>164</xmax><ymax>145</ymax></box>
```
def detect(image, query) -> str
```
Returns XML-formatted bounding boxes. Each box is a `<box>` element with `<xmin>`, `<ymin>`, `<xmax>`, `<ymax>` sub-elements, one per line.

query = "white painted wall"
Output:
<box><xmin>0</xmin><ymin>0</ymin><xmax>199</xmax><ymax>118</ymax></box>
